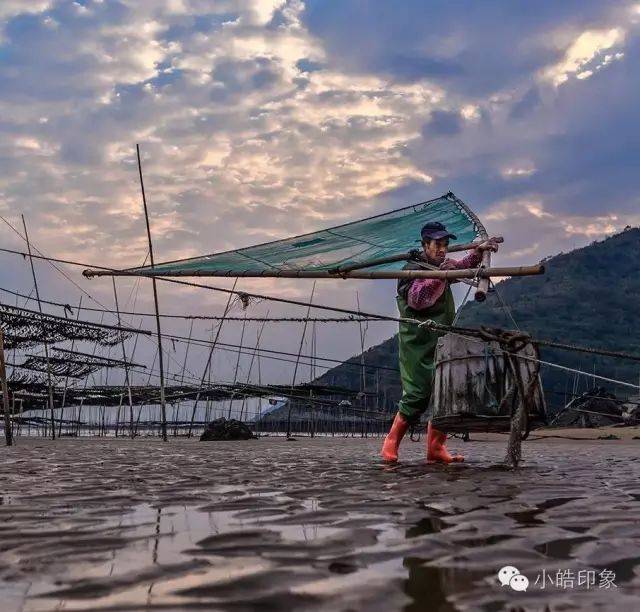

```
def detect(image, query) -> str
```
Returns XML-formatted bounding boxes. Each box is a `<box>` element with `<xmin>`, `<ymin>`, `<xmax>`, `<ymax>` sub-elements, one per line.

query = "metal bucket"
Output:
<box><xmin>430</xmin><ymin>333</ymin><xmax>546</xmax><ymax>434</ymax></box>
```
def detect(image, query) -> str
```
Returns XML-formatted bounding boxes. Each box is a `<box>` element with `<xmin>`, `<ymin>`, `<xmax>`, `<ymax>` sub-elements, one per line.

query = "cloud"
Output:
<box><xmin>302</xmin><ymin>0</ymin><xmax>627</xmax><ymax>95</ymax></box>
<box><xmin>542</xmin><ymin>27</ymin><xmax>625</xmax><ymax>86</ymax></box>
<box><xmin>501</xmin><ymin>164</ymin><xmax>537</xmax><ymax>179</ymax></box>
<box><xmin>0</xmin><ymin>1</ymin><xmax>51</xmax><ymax>25</ymax></box>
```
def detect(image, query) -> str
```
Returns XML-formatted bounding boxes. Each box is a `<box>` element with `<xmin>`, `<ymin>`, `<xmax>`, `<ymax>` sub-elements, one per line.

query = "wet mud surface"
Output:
<box><xmin>1</xmin><ymin>436</ymin><xmax>639</xmax><ymax>611</ymax></box>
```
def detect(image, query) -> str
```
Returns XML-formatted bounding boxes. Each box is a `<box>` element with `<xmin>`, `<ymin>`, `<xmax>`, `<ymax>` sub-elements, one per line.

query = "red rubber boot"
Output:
<box><xmin>426</xmin><ymin>421</ymin><xmax>464</xmax><ymax>463</ymax></box>
<box><xmin>381</xmin><ymin>412</ymin><xmax>409</xmax><ymax>462</ymax></box>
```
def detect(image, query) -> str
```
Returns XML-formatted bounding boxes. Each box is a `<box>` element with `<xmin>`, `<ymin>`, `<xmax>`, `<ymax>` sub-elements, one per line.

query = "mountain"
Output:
<box><xmin>313</xmin><ymin>227</ymin><xmax>640</xmax><ymax>416</ymax></box>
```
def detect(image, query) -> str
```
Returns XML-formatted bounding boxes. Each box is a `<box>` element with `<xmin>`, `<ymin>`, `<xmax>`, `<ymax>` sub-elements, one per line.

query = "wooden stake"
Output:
<box><xmin>21</xmin><ymin>215</ymin><xmax>56</xmax><ymax>439</ymax></box>
<box><xmin>136</xmin><ymin>144</ymin><xmax>168</xmax><ymax>442</ymax></box>
<box><xmin>0</xmin><ymin>329</ymin><xmax>13</xmax><ymax>446</ymax></box>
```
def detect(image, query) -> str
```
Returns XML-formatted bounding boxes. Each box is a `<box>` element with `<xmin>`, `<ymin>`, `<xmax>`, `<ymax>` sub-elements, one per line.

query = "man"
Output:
<box><xmin>381</xmin><ymin>221</ymin><xmax>500</xmax><ymax>463</ymax></box>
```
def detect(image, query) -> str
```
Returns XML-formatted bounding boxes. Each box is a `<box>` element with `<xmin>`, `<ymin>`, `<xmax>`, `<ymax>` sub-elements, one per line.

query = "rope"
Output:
<box><xmin>489</xmin><ymin>279</ymin><xmax>520</xmax><ymax>331</ymax></box>
<box><xmin>452</xmin><ymin>264</ymin><xmax>479</xmax><ymax>325</ymax></box>
<box><xmin>413</xmin><ymin>319</ymin><xmax>640</xmax><ymax>382</ymax></box>
<box><xmin>488</xmin><ymin>338</ymin><xmax>640</xmax><ymax>391</ymax></box>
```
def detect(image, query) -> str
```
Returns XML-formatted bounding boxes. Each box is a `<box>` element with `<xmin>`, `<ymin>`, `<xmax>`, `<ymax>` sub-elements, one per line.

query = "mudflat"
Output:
<box><xmin>1</xmin><ymin>434</ymin><xmax>639</xmax><ymax>611</ymax></box>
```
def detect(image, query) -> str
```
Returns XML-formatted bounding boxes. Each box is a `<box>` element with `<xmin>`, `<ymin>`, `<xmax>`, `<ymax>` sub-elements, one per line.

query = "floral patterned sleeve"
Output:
<box><xmin>453</xmin><ymin>248</ymin><xmax>483</xmax><ymax>269</ymax></box>
<box><xmin>407</xmin><ymin>277</ymin><xmax>446</xmax><ymax>311</ymax></box>
<box><xmin>406</xmin><ymin>248</ymin><xmax>482</xmax><ymax>311</ymax></box>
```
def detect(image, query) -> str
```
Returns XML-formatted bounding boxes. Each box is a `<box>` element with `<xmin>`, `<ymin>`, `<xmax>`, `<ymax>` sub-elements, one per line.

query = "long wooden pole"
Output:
<box><xmin>136</xmin><ymin>144</ymin><xmax>168</xmax><ymax>442</ymax></box>
<box><xmin>21</xmin><ymin>215</ymin><xmax>56</xmax><ymax>439</ymax></box>
<box><xmin>0</xmin><ymin>330</ymin><xmax>13</xmax><ymax>446</ymax></box>
<box><xmin>86</xmin><ymin>263</ymin><xmax>543</xmax><ymax>280</ymax></box>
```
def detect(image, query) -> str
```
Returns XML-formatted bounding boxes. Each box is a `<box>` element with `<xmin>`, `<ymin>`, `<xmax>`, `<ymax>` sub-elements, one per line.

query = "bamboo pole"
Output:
<box><xmin>356</xmin><ymin>292</ymin><xmax>367</xmax><ymax>438</ymax></box>
<box><xmin>256</xmin><ymin>333</ymin><xmax>262</xmax><ymax>437</ymax></box>
<box><xmin>21</xmin><ymin>215</ymin><xmax>56</xmax><ymax>440</ymax></box>
<box><xmin>286</xmin><ymin>282</ymin><xmax>316</xmax><ymax>439</ymax></box>
<box><xmin>448</xmin><ymin>237</ymin><xmax>503</xmax><ymax>252</ymax></box>
<box><xmin>310</xmin><ymin>321</ymin><xmax>316</xmax><ymax>437</ymax></box>
<box><xmin>474</xmin><ymin>249</ymin><xmax>492</xmax><ymax>302</ymax></box>
<box><xmin>186</xmin><ymin>279</ymin><xmax>238</xmax><ymax>436</ymax></box>
<box><xmin>85</xmin><ymin>263</ymin><xmax>543</xmax><ymax>280</ymax></box>
<box><xmin>114</xmin><ymin>394</ymin><xmax>124</xmax><ymax>438</ymax></box>
<box><xmin>0</xmin><ymin>329</ymin><xmax>13</xmax><ymax>446</ymax></box>
<box><xmin>58</xmin><ymin>296</ymin><xmax>83</xmax><ymax>438</ymax></box>
<box><xmin>101</xmin><ymin>345</ymin><xmax>113</xmax><ymax>436</ymax></box>
<box><xmin>135</xmin><ymin>346</ymin><xmax>158</xmax><ymax>436</ymax></box>
<box><xmin>204</xmin><ymin>329</ymin><xmax>213</xmax><ymax>423</ymax></box>
<box><xmin>327</xmin><ymin>238</ymin><xmax>504</xmax><ymax>274</ymax></box>
<box><xmin>227</xmin><ymin>313</ymin><xmax>247</xmax><ymax>420</ymax></box>
<box><xmin>76</xmin><ymin>312</ymin><xmax>105</xmax><ymax>436</ymax></box>
<box><xmin>112</xmin><ymin>278</ymin><xmax>135</xmax><ymax>438</ymax></box>
<box><xmin>12</xmin><ymin>396</ymin><xmax>17</xmax><ymax>438</ymax></box>
<box><xmin>136</xmin><ymin>144</ymin><xmax>168</xmax><ymax>442</ymax></box>
<box><xmin>174</xmin><ymin>319</ymin><xmax>194</xmax><ymax>436</ymax></box>
<box><xmin>239</xmin><ymin>317</ymin><xmax>268</xmax><ymax>422</ymax></box>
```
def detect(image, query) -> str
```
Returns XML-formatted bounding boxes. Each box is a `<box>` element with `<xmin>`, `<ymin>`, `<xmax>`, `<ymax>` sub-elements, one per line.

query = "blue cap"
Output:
<box><xmin>420</xmin><ymin>221</ymin><xmax>457</xmax><ymax>242</ymax></box>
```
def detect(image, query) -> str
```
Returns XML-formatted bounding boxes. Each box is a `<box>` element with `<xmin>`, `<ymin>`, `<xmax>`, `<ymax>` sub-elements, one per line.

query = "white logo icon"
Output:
<box><xmin>498</xmin><ymin>566</ymin><xmax>529</xmax><ymax>592</ymax></box>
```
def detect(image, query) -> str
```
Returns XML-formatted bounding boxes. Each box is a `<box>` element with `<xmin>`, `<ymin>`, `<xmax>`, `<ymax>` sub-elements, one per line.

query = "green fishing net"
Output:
<box><xmin>120</xmin><ymin>192</ymin><xmax>484</xmax><ymax>277</ymax></box>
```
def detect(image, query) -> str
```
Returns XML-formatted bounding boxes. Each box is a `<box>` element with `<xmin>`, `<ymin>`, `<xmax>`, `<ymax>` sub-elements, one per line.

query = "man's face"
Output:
<box><xmin>423</xmin><ymin>238</ymin><xmax>449</xmax><ymax>264</ymax></box>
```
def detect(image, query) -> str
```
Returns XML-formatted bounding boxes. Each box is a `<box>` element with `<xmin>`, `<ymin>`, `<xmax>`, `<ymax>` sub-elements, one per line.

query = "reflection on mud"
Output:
<box><xmin>1</xmin><ymin>437</ymin><xmax>640</xmax><ymax>610</ymax></box>
<box><xmin>405</xmin><ymin>516</ymin><xmax>444</xmax><ymax>538</ymax></box>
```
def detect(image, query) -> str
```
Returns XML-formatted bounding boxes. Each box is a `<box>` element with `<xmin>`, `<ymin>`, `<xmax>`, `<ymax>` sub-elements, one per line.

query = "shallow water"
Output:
<box><xmin>1</xmin><ymin>436</ymin><xmax>639</xmax><ymax>610</ymax></box>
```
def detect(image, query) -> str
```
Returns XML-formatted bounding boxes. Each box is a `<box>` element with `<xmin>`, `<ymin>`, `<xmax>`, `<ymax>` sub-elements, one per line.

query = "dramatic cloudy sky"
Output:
<box><xmin>1</xmin><ymin>0</ymin><xmax>639</xmax><ymax>388</ymax></box>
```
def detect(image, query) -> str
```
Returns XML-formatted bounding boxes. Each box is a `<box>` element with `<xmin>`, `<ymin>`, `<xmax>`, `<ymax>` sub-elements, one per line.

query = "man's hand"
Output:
<box><xmin>476</xmin><ymin>236</ymin><xmax>502</xmax><ymax>253</ymax></box>
<box><xmin>439</xmin><ymin>259</ymin><xmax>458</xmax><ymax>270</ymax></box>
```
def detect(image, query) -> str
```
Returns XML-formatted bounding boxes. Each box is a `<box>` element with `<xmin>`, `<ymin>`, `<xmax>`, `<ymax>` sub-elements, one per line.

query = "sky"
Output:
<box><xmin>1</xmin><ymin>0</ymin><xmax>639</xmax><ymax>389</ymax></box>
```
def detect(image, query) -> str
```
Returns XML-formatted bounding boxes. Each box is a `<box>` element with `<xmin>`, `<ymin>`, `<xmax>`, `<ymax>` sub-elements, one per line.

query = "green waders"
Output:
<box><xmin>396</xmin><ymin>285</ymin><xmax>455</xmax><ymax>424</ymax></box>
